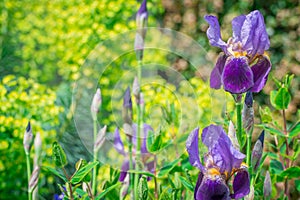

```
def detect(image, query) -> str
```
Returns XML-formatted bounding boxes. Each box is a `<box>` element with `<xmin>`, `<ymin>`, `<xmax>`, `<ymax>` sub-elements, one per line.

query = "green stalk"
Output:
<box><xmin>134</xmin><ymin>59</ymin><xmax>143</xmax><ymax>198</ymax></box>
<box><xmin>236</xmin><ymin>102</ymin><xmax>243</xmax><ymax>150</ymax></box>
<box><xmin>128</xmin><ymin>138</ymin><xmax>134</xmax><ymax>197</ymax></box>
<box><xmin>26</xmin><ymin>153</ymin><xmax>32</xmax><ymax>200</ymax></box>
<box><xmin>92</xmin><ymin>119</ymin><xmax>98</xmax><ymax>196</ymax></box>
<box><xmin>246</xmin><ymin>134</ymin><xmax>252</xmax><ymax>181</ymax></box>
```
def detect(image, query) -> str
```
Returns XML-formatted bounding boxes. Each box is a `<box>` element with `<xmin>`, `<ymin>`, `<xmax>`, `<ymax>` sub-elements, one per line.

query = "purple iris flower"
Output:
<box><xmin>205</xmin><ymin>10</ymin><xmax>271</xmax><ymax>94</ymax></box>
<box><xmin>114</xmin><ymin>124</ymin><xmax>155</xmax><ymax>182</ymax></box>
<box><xmin>186</xmin><ymin>125</ymin><xmax>250</xmax><ymax>199</ymax></box>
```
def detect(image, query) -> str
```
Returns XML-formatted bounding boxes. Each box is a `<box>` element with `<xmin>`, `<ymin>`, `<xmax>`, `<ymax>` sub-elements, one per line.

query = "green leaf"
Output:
<box><xmin>95</xmin><ymin>182</ymin><xmax>121</xmax><ymax>200</ymax></box>
<box><xmin>259</xmin><ymin>106</ymin><xmax>273</xmax><ymax>123</ymax></box>
<box><xmin>70</xmin><ymin>161</ymin><xmax>98</xmax><ymax>184</ymax></box>
<box><xmin>126</xmin><ymin>170</ymin><xmax>155</xmax><ymax>178</ymax></box>
<box><xmin>158</xmin><ymin>158</ymin><xmax>181</xmax><ymax>178</ymax></box>
<box><xmin>284</xmin><ymin>74</ymin><xmax>294</xmax><ymax>88</ymax></box>
<box><xmin>289</xmin><ymin>122</ymin><xmax>300</xmax><ymax>137</ymax></box>
<box><xmin>270</xmin><ymin>159</ymin><xmax>284</xmax><ymax>175</ymax></box>
<box><xmin>147</xmin><ymin>131</ymin><xmax>163</xmax><ymax>153</ymax></box>
<box><xmin>52</xmin><ymin>142</ymin><xmax>68</xmax><ymax>168</ymax></box>
<box><xmin>43</xmin><ymin>166</ymin><xmax>67</xmax><ymax>182</ymax></box>
<box><xmin>258</xmin><ymin>125</ymin><xmax>285</xmax><ymax>137</ymax></box>
<box><xmin>75</xmin><ymin>188</ymin><xmax>89</xmax><ymax>199</ymax></box>
<box><xmin>295</xmin><ymin>180</ymin><xmax>300</xmax><ymax>192</ymax></box>
<box><xmin>270</xmin><ymin>88</ymin><xmax>291</xmax><ymax>110</ymax></box>
<box><xmin>74</xmin><ymin>159</ymin><xmax>91</xmax><ymax>182</ymax></box>
<box><xmin>178</xmin><ymin>176</ymin><xmax>194</xmax><ymax>191</ymax></box>
<box><xmin>280</xmin><ymin>167</ymin><xmax>300</xmax><ymax>179</ymax></box>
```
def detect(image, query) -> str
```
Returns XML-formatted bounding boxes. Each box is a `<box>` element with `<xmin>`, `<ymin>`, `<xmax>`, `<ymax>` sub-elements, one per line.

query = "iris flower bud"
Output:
<box><xmin>251</xmin><ymin>130</ymin><xmax>264</xmax><ymax>172</ymax></box>
<box><xmin>133</xmin><ymin>76</ymin><xmax>140</xmax><ymax>102</ymax></box>
<box><xmin>122</xmin><ymin>87</ymin><xmax>133</xmax><ymax>124</ymax></box>
<box><xmin>34</xmin><ymin>132</ymin><xmax>42</xmax><ymax>167</ymax></box>
<box><xmin>94</xmin><ymin>125</ymin><xmax>107</xmax><ymax>152</ymax></box>
<box><xmin>29</xmin><ymin>166</ymin><xmax>40</xmax><ymax>192</ymax></box>
<box><xmin>228</xmin><ymin>121</ymin><xmax>240</xmax><ymax>150</ymax></box>
<box><xmin>91</xmin><ymin>88</ymin><xmax>102</xmax><ymax>120</ymax></box>
<box><xmin>23</xmin><ymin>121</ymin><xmax>34</xmax><ymax>155</ymax></box>
<box><xmin>135</xmin><ymin>0</ymin><xmax>148</xmax><ymax>60</ymax></box>
<box><xmin>242</xmin><ymin>92</ymin><xmax>254</xmax><ymax>135</ymax></box>
<box><xmin>264</xmin><ymin>171</ymin><xmax>271</xmax><ymax>197</ymax></box>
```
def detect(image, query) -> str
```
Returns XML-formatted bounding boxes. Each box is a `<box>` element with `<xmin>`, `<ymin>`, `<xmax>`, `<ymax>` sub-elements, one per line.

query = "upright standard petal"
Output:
<box><xmin>114</xmin><ymin>128</ymin><xmax>125</xmax><ymax>155</ymax></box>
<box><xmin>240</xmin><ymin>10</ymin><xmax>270</xmax><ymax>56</ymax></box>
<box><xmin>202</xmin><ymin>125</ymin><xmax>245</xmax><ymax>173</ymax></box>
<box><xmin>231</xmin><ymin>169</ymin><xmax>250</xmax><ymax>199</ymax></box>
<box><xmin>210</xmin><ymin>53</ymin><xmax>227</xmax><ymax>89</ymax></box>
<box><xmin>186</xmin><ymin>127</ymin><xmax>205</xmax><ymax>171</ymax></box>
<box><xmin>204</xmin><ymin>15</ymin><xmax>227</xmax><ymax>53</ymax></box>
<box><xmin>231</xmin><ymin>15</ymin><xmax>246</xmax><ymax>43</ymax></box>
<box><xmin>195</xmin><ymin>176</ymin><xmax>230</xmax><ymax>200</ymax></box>
<box><xmin>222</xmin><ymin>57</ymin><xmax>254</xmax><ymax>94</ymax></box>
<box><xmin>250</xmin><ymin>56</ymin><xmax>271</xmax><ymax>93</ymax></box>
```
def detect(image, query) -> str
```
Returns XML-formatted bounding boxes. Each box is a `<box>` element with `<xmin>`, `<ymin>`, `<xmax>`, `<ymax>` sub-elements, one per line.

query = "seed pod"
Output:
<box><xmin>251</xmin><ymin>130</ymin><xmax>264</xmax><ymax>172</ymax></box>
<box><xmin>264</xmin><ymin>171</ymin><xmax>271</xmax><ymax>197</ymax></box>
<box><xmin>138</xmin><ymin>175</ymin><xmax>148</xmax><ymax>200</ymax></box>
<box><xmin>91</xmin><ymin>88</ymin><xmax>102</xmax><ymax>120</ymax></box>
<box><xmin>23</xmin><ymin>121</ymin><xmax>34</xmax><ymax>155</ymax></box>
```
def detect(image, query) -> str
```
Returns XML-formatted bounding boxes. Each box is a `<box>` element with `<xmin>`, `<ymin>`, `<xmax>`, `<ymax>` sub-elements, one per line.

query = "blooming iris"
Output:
<box><xmin>114</xmin><ymin>124</ymin><xmax>155</xmax><ymax>182</ymax></box>
<box><xmin>186</xmin><ymin>125</ymin><xmax>250</xmax><ymax>199</ymax></box>
<box><xmin>205</xmin><ymin>10</ymin><xmax>271</xmax><ymax>94</ymax></box>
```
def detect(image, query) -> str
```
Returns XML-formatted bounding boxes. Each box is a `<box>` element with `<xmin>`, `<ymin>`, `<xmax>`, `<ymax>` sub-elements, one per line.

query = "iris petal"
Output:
<box><xmin>114</xmin><ymin>128</ymin><xmax>125</xmax><ymax>155</ymax></box>
<box><xmin>210</xmin><ymin>53</ymin><xmax>227</xmax><ymax>89</ymax></box>
<box><xmin>119</xmin><ymin>160</ymin><xmax>130</xmax><ymax>182</ymax></box>
<box><xmin>232</xmin><ymin>15</ymin><xmax>246</xmax><ymax>43</ymax></box>
<box><xmin>202</xmin><ymin>125</ymin><xmax>245</xmax><ymax>173</ymax></box>
<box><xmin>204</xmin><ymin>15</ymin><xmax>228</xmax><ymax>53</ymax></box>
<box><xmin>241</xmin><ymin>10</ymin><xmax>270</xmax><ymax>57</ymax></box>
<box><xmin>222</xmin><ymin>56</ymin><xmax>254</xmax><ymax>94</ymax></box>
<box><xmin>250</xmin><ymin>56</ymin><xmax>271</xmax><ymax>93</ymax></box>
<box><xmin>195</xmin><ymin>176</ymin><xmax>230</xmax><ymax>200</ymax></box>
<box><xmin>194</xmin><ymin>173</ymin><xmax>204</xmax><ymax>200</ymax></box>
<box><xmin>186</xmin><ymin>127</ymin><xmax>205</xmax><ymax>171</ymax></box>
<box><xmin>231</xmin><ymin>169</ymin><xmax>250</xmax><ymax>199</ymax></box>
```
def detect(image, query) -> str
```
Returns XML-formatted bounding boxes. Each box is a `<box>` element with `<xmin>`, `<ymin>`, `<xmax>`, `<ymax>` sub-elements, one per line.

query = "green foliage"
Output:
<box><xmin>52</xmin><ymin>142</ymin><xmax>68</xmax><ymax>168</ymax></box>
<box><xmin>0</xmin><ymin>75</ymin><xmax>63</xmax><ymax>199</ymax></box>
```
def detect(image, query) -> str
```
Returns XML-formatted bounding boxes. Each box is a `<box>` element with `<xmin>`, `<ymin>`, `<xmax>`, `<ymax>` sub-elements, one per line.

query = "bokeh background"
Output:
<box><xmin>0</xmin><ymin>0</ymin><xmax>299</xmax><ymax>199</ymax></box>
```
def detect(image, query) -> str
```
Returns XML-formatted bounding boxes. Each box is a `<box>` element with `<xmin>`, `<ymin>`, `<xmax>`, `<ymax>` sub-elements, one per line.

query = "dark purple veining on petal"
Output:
<box><xmin>231</xmin><ymin>169</ymin><xmax>250</xmax><ymax>199</ymax></box>
<box><xmin>250</xmin><ymin>56</ymin><xmax>271</xmax><ymax>92</ymax></box>
<box><xmin>222</xmin><ymin>57</ymin><xmax>254</xmax><ymax>94</ymax></box>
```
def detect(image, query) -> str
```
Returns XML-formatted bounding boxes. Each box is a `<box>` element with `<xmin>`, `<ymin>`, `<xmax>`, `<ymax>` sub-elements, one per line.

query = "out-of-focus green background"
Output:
<box><xmin>0</xmin><ymin>0</ymin><xmax>299</xmax><ymax>199</ymax></box>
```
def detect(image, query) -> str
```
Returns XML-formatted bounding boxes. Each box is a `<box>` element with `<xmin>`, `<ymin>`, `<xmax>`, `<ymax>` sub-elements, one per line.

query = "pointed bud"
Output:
<box><xmin>133</xmin><ymin>76</ymin><xmax>140</xmax><ymax>100</ymax></box>
<box><xmin>91</xmin><ymin>88</ymin><xmax>102</xmax><ymax>120</ymax></box>
<box><xmin>123</xmin><ymin>87</ymin><xmax>133</xmax><ymax>124</ymax></box>
<box><xmin>242</xmin><ymin>92</ymin><xmax>254</xmax><ymax>135</ymax></box>
<box><xmin>139</xmin><ymin>92</ymin><xmax>144</xmax><ymax>106</ymax></box>
<box><xmin>23</xmin><ymin>121</ymin><xmax>34</xmax><ymax>154</ymax></box>
<box><xmin>251</xmin><ymin>130</ymin><xmax>265</xmax><ymax>172</ymax></box>
<box><xmin>138</xmin><ymin>175</ymin><xmax>148</xmax><ymax>200</ymax></box>
<box><xmin>244</xmin><ymin>185</ymin><xmax>254</xmax><ymax>200</ymax></box>
<box><xmin>135</xmin><ymin>0</ymin><xmax>148</xmax><ymax>60</ymax></box>
<box><xmin>29</xmin><ymin>166</ymin><xmax>40</xmax><ymax>192</ymax></box>
<box><xmin>34</xmin><ymin>132</ymin><xmax>42</xmax><ymax>167</ymax></box>
<box><xmin>264</xmin><ymin>171</ymin><xmax>271</xmax><ymax>197</ymax></box>
<box><xmin>228</xmin><ymin>121</ymin><xmax>240</xmax><ymax>150</ymax></box>
<box><xmin>94</xmin><ymin>125</ymin><xmax>107</xmax><ymax>151</ymax></box>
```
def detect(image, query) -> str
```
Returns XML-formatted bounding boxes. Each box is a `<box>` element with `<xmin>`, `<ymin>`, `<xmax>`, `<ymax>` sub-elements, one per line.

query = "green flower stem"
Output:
<box><xmin>134</xmin><ymin>59</ymin><xmax>143</xmax><ymax>199</ymax></box>
<box><xmin>26</xmin><ymin>153</ymin><xmax>32</xmax><ymax>200</ymax></box>
<box><xmin>236</xmin><ymin>102</ymin><xmax>243</xmax><ymax>150</ymax></box>
<box><xmin>128</xmin><ymin>138</ymin><xmax>134</xmax><ymax>197</ymax></box>
<box><xmin>92</xmin><ymin>119</ymin><xmax>98</xmax><ymax>196</ymax></box>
